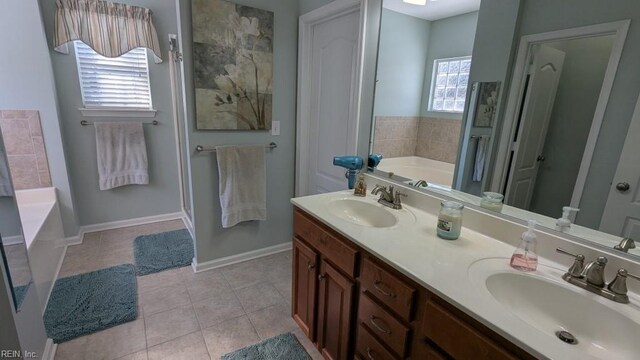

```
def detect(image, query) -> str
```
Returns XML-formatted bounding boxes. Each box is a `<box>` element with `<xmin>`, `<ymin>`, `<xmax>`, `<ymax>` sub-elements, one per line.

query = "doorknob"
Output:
<box><xmin>616</xmin><ymin>182</ymin><xmax>630</xmax><ymax>192</ymax></box>
<box><xmin>536</xmin><ymin>155</ymin><xmax>546</xmax><ymax>162</ymax></box>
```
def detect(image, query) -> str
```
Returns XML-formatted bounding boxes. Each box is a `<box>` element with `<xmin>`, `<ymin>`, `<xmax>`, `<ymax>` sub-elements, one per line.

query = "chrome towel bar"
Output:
<box><xmin>80</xmin><ymin>120</ymin><xmax>159</xmax><ymax>126</ymax></box>
<box><xmin>195</xmin><ymin>142</ymin><xmax>277</xmax><ymax>153</ymax></box>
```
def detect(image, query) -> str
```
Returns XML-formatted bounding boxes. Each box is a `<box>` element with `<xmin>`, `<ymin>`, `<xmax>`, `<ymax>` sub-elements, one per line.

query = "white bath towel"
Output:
<box><xmin>473</xmin><ymin>136</ymin><xmax>489</xmax><ymax>182</ymax></box>
<box><xmin>216</xmin><ymin>145</ymin><xmax>266</xmax><ymax>228</ymax></box>
<box><xmin>0</xmin><ymin>147</ymin><xmax>13</xmax><ymax>197</ymax></box>
<box><xmin>95</xmin><ymin>122</ymin><xmax>149</xmax><ymax>190</ymax></box>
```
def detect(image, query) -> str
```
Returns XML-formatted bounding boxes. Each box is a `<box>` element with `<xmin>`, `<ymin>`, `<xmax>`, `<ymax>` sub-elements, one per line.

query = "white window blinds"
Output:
<box><xmin>74</xmin><ymin>41</ymin><xmax>153</xmax><ymax>109</ymax></box>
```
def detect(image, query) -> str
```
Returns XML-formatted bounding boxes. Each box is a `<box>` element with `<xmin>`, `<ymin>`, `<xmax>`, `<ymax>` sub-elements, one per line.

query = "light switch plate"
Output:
<box><xmin>271</xmin><ymin>121</ymin><xmax>280</xmax><ymax>136</ymax></box>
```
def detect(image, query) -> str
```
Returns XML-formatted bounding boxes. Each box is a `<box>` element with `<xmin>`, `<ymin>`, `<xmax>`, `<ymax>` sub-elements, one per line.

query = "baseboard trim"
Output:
<box><xmin>42</xmin><ymin>338</ymin><xmax>57</xmax><ymax>360</ymax></box>
<box><xmin>192</xmin><ymin>242</ymin><xmax>292</xmax><ymax>273</ymax></box>
<box><xmin>81</xmin><ymin>212</ymin><xmax>184</xmax><ymax>234</ymax></box>
<box><xmin>66</xmin><ymin>212</ymin><xmax>184</xmax><ymax>246</ymax></box>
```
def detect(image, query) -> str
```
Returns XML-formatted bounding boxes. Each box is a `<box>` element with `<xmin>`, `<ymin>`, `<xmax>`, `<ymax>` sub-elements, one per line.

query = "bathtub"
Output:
<box><xmin>376</xmin><ymin>156</ymin><xmax>455</xmax><ymax>187</ymax></box>
<box><xmin>15</xmin><ymin>187</ymin><xmax>65</xmax><ymax>313</ymax></box>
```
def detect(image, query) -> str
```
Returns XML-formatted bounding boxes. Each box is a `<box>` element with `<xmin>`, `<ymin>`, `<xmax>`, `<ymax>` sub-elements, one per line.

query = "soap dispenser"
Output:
<box><xmin>510</xmin><ymin>220</ymin><xmax>538</xmax><ymax>272</ymax></box>
<box><xmin>353</xmin><ymin>174</ymin><xmax>367</xmax><ymax>197</ymax></box>
<box><xmin>556</xmin><ymin>207</ymin><xmax>579</xmax><ymax>232</ymax></box>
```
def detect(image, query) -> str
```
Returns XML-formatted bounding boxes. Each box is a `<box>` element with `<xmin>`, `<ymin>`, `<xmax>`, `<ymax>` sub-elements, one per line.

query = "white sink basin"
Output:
<box><xmin>326</xmin><ymin>198</ymin><xmax>401</xmax><ymax>228</ymax></box>
<box><xmin>469</xmin><ymin>258</ymin><xmax>640</xmax><ymax>359</ymax></box>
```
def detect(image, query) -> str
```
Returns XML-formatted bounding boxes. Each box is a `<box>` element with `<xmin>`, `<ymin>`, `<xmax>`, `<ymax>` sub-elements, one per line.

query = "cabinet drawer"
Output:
<box><xmin>356</xmin><ymin>325</ymin><xmax>397</xmax><ymax>360</ymax></box>
<box><xmin>294</xmin><ymin>210</ymin><xmax>357</xmax><ymax>277</ymax></box>
<box><xmin>423</xmin><ymin>300</ymin><xmax>518</xmax><ymax>360</ymax></box>
<box><xmin>360</xmin><ymin>257</ymin><xmax>415</xmax><ymax>320</ymax></box>
<box><xmin>358</xmin><ymin>293</ymin><xmax>409</xmax><ymax>358</ymax></box>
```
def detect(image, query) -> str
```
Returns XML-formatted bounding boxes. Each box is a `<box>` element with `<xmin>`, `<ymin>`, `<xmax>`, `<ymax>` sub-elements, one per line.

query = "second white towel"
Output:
<box><xmin>216</xmin><ymin>145</ymin><xmax>266</xmax><ymax>228</ymax></box>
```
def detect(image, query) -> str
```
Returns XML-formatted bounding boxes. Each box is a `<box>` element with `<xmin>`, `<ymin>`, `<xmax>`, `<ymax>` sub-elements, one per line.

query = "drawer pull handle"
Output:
<box><xmin>308</xmin><ymin>263</ymin><xmax>315</xmax><ymax>271</ymax></box>
<box><xmin>373</xmin><ymin>280</ymin><xmax>396</xmax><ymax>298</ymax></box>
<box><xmin>369</xmin><ymin>315</ymin><xmax>391</xmax><ymax>335</ymax></box>
<box><xmin>366</xmin><ymin>347</ymin><xmax>377</xmax><ymax>360</ymax></box>
<box><xmin>318</xmin><ymin>274</ymin><xmax>325</xmax><ymax>281</ymax></box>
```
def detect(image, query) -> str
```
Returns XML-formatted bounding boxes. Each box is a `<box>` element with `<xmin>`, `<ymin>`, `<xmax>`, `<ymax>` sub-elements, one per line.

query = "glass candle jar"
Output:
<box><xmin>437</xmin><ymin>201</ymin><xmax>464</xmax><ymax>240</ymax></box>
<box><xmin>480</xmin><ymin>192</ymin><xmax>504</xmax><ymax>212</ymax></box>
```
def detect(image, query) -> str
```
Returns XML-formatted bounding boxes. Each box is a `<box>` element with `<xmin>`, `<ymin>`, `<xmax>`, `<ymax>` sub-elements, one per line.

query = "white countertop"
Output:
<box><xmin>291</xmin><ymin>190</ymin><xmax>640</xmax><ymax>360</ymax></box>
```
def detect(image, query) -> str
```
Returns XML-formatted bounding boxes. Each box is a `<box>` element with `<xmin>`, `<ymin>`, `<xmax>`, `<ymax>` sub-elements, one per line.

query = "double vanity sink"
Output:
<box><xmin>294</xmin><ymin>189</ymin><xmax>640</xmax><ymax>360</ymax></box>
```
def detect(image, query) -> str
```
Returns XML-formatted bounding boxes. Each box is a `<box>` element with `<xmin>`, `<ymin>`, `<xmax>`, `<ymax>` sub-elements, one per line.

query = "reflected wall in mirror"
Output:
<box><xmin>369</xmin><ymin>0</ymin><xmax>640</xmax><ymax>260</ymax></box>
<box><xmin>0</xmin><ymin>117</ymin><xmax>32</xmax><ymax>311</ymax></box>
<box><xmin>371</xmin><ymin>0</ymin><xmax>479</xmax><ymax>190</ymax></box>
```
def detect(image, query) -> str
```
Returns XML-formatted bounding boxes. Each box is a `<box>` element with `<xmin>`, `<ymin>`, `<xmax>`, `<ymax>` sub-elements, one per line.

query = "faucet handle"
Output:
<box><xmin>556</xmin><ymin>248</ymin><xmax>585</xmax><ymax>278</ymax></box>
<box><xmin>607</xmin><ymin>269</ymin><xmax>640</xmax><ymax>296</ymax></box>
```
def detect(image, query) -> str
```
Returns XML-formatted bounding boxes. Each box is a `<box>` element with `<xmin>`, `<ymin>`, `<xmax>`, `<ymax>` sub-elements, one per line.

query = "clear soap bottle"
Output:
<box><xmin>510</xmin><ymin>220</ymin><xmax>538</xmax><ymax>272</ymax></box>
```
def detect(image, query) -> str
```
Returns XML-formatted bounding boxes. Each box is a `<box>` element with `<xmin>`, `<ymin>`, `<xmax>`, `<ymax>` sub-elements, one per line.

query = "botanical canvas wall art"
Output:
<box><xmin>192</xmin><ymin>0</ymin><xmax>273</xmax><ymax>130</ymax></box>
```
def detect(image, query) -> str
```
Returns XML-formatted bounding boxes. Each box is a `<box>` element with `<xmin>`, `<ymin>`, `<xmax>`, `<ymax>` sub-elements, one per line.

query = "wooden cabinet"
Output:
<box><xmin>292</xmin><ymin>207</ymin><xmax>535</xmax><ymax>360</ymax></box>
<box><xmin>317</xmin><ymin>259</ymin><xmax>354</xmax><ymax>360</ymax></box>
<box><xmin>292</xmin><ymin>237</ymin><xmax>318</xmax><ymax>340</ymax></box>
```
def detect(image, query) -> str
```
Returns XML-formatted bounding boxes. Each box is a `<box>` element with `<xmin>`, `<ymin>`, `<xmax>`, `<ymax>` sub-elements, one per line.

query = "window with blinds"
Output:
<box><xmin>74</xmin><ymin>41</ymin><xmax>153</xmax><ymax>109</ymax></box>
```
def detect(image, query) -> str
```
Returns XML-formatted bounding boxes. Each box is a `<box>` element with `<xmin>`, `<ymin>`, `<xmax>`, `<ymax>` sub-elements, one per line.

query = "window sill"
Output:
<box><xmin>79</xmin><ymin>108</ymin><xmax>157</xmax><ymax>118</ymax></box>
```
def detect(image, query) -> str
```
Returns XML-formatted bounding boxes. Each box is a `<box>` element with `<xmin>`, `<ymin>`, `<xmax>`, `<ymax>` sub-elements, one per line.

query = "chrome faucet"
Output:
<box><xmin>614</xmin><ymin>238</ymin><xmax>636</xmax><ymax>253</ymax></box>
<box><xmin>371</xmin><ymin>184</ymin><xmax>407</xmax><ymax>210</ymax></box>
<box><xmin>556</xmin><ymin>248</ymin><xmax>640</xmax><ymax>303</ymax></box>
<box><xmin>413</xmin><ymin>180</ymin><xmax>428</xmax><ymax>188</ymax></box>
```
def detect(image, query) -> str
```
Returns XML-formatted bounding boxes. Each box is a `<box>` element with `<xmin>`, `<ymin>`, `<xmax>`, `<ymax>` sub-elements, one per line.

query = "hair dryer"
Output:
<box><xmin>333</xmin><ymin>156</ymin><xmax>364</xmax><ymax>189</ymax></box>
<box><xmin>368</xmin><ymin>153</ymin><xmax>383</xmax><ymax>171</ymax></box>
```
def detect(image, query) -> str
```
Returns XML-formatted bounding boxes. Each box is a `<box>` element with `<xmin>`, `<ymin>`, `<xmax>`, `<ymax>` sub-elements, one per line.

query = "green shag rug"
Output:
<box><xmin>133</xmin><ymin>229</ymin><xmax>193</xmax><ymax>276</ymax></box>
<box><xmin>44</xmin><ymin>264</ymin><xmax>137</xmax><ymax>343</ymax></box>
<box><xmin>221</xmin><ymin>332</ymin><xmax>311</xmax><ymax>360</ymax></box>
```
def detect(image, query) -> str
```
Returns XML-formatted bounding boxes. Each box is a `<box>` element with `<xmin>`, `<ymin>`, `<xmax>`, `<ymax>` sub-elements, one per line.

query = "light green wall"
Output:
<box><xmin>299</xmin><ymin>0</ymin><xmax>333</xmax><ymax>14</ymax></box>
<box><xmin>421</xmin><ymin>11</ymin><xmax>479</xmax><ymax>119</ymax></box>
<box><xmin>1</xmin><ymin>0</ymin><xmax>79</xmax><ymax>237</ymax></box>
<box><xmin>530</xmin><ymin>37</ymin><xmax>614</xmax><ymax>218</ymax></box>
<box><xmin>40</xmin><ymin>0</ymin><xmax>182</xmax><ymax>227</ymax></box>
<box><xmin>515</xmin><ymin>0</ymin><xmax>640</xmax><ymax>229</ymax></box>
<box><xmin>178</xmin><ymin>0</ymin><xmax>299</xmax><ymax>264</ymax></box>
<box><xmin>373</xmin><ymin>9</ymin><xmax>430</xmax><ymax>117</ymax></box>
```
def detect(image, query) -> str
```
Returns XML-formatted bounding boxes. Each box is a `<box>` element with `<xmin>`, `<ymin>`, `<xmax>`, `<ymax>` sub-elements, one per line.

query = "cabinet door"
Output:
<box><xmin>293</xmin><ymin>237</ymin><xmax>319</xmax><ymax>340</ymax></box>
<box><xmin>317</xmin><ymin>259</ymin><xmax>354</xmax><ymax>360</ymax></box>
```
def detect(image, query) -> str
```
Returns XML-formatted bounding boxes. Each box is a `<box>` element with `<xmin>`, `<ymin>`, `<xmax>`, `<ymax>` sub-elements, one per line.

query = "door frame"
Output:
<box><xmin>295</xmin><ymin>0</ymin><xmax>366</xmax><ymax>196</ymax></box>
<box><xmin>491</xmin><ymin>20</ymin><xmax>630</xmax><ymax>212</ymax></box>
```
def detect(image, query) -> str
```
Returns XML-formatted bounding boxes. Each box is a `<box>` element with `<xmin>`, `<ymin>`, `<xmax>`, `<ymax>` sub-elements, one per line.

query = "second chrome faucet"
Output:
<box><xmin>556</xmin><ymin>248</ymin><xmax>640</xmax><ymax>303</ymax></box>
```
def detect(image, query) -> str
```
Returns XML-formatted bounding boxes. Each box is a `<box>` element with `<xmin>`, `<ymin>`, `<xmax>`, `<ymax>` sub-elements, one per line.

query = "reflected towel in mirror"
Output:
<box><xmin>473</xmin><ymin>136</ymin><xmax>489</xmax><ymax>182</ymax></box>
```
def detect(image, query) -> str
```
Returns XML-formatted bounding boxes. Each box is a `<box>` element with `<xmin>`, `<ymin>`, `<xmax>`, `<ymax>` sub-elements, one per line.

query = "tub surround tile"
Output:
<box><xmin>372</xmin><ymin>115</ymin><xmax>461</xmax><ymax>164</ymax></box>
<box><xmin>0</xmin><ymin>110</ymin><xmax>51</xmax><ymax>189</ymax></box>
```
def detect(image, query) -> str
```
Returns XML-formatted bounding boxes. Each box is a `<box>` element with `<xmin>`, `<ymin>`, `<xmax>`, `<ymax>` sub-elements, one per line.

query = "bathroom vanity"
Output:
<box><xmin>290</xmin><ymin>181</ymin><xmax>640</xmax><ymax>360</ymax></box>
<box><xmin>292</xmin><ymin>207</ymin><xmax>532</xmax><ymax>360</ymax></box>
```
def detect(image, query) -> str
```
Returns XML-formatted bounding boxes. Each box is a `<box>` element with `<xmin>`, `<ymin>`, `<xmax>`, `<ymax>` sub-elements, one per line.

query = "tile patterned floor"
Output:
<box><xmin>54</xmin><ymin>220</ymin><xmax>322</xmax><ymax>360</ymax></box>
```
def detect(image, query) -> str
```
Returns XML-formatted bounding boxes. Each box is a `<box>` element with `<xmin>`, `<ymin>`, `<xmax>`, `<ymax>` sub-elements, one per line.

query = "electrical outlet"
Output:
<box><xmin>271</xmin><ymin>121</ymin><xmax>280</xmax><ymax>136</ymax></box>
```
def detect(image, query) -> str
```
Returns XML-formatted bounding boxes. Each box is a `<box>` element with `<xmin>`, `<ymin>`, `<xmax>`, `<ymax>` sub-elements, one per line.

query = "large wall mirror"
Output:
<box><xmin>368</xmin><ymin>0</ymin><xmax>640</xmax><ymax>260</ymax></box>
<box><xmin>0</xmin><ymin>121</ymin><xmax>33</xmax><ymax>311</ymax></box>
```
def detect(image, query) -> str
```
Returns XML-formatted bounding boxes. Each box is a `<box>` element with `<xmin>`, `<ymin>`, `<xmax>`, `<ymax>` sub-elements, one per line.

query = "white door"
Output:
<box><xmin>506</xmin><ymin>45</ymin><xmax>565</xmax><ymax>209</ymax></box>
<box><xmin>296</xmin><ymin>1</ymin><xmax>362</xmax><ymax>196</ymax></box>
<box><xmin>600</xmin><ymin>94</ymin><xmax>640</xmax><ymax>239</ymax></box>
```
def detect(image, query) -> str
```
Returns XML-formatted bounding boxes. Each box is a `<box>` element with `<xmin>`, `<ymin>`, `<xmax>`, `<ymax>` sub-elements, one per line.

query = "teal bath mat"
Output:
<box><xmin>44</xmin><ymin>264</ymin><xmax>137</xmax><ymax>343</ymax></box>
<box><xmin>222</xmin><ymin>332</ymin><xmax>311</xmax><ymax>360</ymax></box>
<box><xmin>133</xmin><ymin>229</ymin><xmax>194</xmax><ymax>276</ymax></box>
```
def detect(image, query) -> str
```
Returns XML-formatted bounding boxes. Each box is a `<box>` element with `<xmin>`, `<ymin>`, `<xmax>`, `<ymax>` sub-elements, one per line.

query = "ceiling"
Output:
<box><xmin>383</xmin><ymin>0</ymin><xmax>481</xmax><ymax>21</ymax></box>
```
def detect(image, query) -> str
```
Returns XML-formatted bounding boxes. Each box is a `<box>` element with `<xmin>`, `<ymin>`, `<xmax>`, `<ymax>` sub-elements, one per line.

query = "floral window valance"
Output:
<box><xmin>54</xmin><ymin>0</ymin><xmax>163</xmax><ymax>63</ymax></box>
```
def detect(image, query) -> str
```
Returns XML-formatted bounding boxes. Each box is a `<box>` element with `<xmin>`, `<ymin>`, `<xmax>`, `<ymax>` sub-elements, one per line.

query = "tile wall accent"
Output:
<box><xmin>371</xmin><ymin>116</ymin><xmax>420</xmax><ymax>158</ymax></box>
<box><xmin>0</xmin><ymin>110</ymin><xmax>52</xmax><ymax>190</ymax></box>
<box><xmin>415</xmin><ymin>117</ymin><xmax>462</xmax><ymax>164</ymax></box>
<box><xmin>372</xmin><ymin>116</ymin><xmax>462</xmax><ymax>164</ymax></box>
